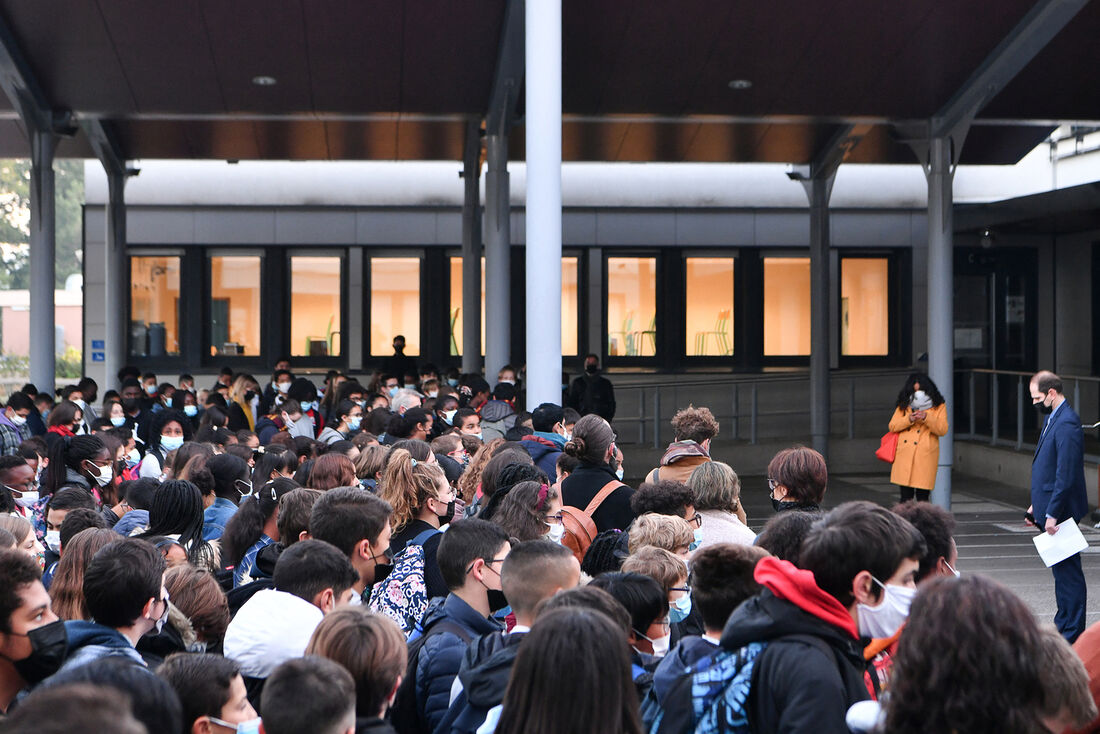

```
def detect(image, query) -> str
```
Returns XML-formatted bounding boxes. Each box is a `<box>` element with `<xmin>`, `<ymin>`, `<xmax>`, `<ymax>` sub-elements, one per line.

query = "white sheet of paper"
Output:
<box><xmin>1032</xmin><ymin>520</ymin><xmax>1089</xmax><ymax>567</ymax></box>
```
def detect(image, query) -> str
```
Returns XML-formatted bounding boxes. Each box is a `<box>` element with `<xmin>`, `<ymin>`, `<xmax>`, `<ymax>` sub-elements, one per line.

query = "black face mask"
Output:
<box><xmin>771</xmin><ymin>497</ymin><xmax>808</xmax><ymax>513</ymax></box>
<box><xmin>1036</xmin><ymin>401</ymin><xmax>1054</xmax><ymax>416</ymax></box>
<box><xmin>487</xmin><ymin>589</ymin><xmax>509</xmax><ymax>614</ymax></box>
<box><xmin>121</xmin><ymin>398</ymin><xmax>140</xmax><ymax>413</ymax></box>
<box><xmin>244</xmin><ymin>390</ymin><xmax>257</xmax><ymax>402</ymax></box>
<box><xmin>437</xmin><ymin>499</ymin><xmax>456</xmax><ymax>526</ymax></box>
<box><xmin>10</xmin><ymin>619</ymin><xmax>68</xmax><ymax>685</ymax></box>
<box><xmin>585</xmin><ymin>364</ymin><xmax>599</xmax><ymax>375</ymax></box>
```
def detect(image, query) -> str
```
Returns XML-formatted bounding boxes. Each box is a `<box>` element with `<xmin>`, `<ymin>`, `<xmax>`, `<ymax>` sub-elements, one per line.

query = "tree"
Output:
<box><xmin>0</xmin><ymin>158</ymin><xmax>85</xmax><ymax>290</ymax></box>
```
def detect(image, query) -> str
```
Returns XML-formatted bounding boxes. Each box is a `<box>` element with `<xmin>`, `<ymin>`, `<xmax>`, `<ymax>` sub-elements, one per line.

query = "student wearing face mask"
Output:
<box><xmin>0</xmin><ymin>392</ymin><xmax>33</xmax><ymax>457</ymax></box>
<box><xmin>887</xmin><ymin>372</ymin><xmax>948</xmax><ymax>504</ymax></box>
<box><xmin>714</xmin><ymin>501</ymin><xmax>924</xmax><ymax>734</ymax></box>
<box><xmin>519</xmin><ymin>402</ymin><xmax>571</xmax><ymax>479</ymax></box>
<box><xmin>139</xmin><ymin>411</ymin><xmax>193</xmax><ymax>480</ymax></box>
<box><xmin>318</xmin><ymin>400</ymin><xmax>364</xmax><ymax>446</ymax></box>
<box><xmin>228</xmin><ymin>375</ymin><xmax>263</xmax><ymax>433</ymax></box>
<box><xmin>560</xmin><ymin>415</ymin><xmax>634</xmax><ymax>534</ymax></box>
<box><xmin>287</xmin><ymin>378</ymin><xmax>323</xmax><ymax>438</ymax></box>
<box><xmin>309</xmin><ymin>486</ymin><xmax>394</xmax><ymax>603</ymax></box>
<box><xmin>0</xmin><ymin>455</ymin><xmax>38</xmax><ymax>518</ymax></box>
<box><xmin>53</xmin><ymin>537</ymin><xmax>168</xmax><ymax>675</ymax></box>
<box><xmin>492</xmin><ymin>481</ymin><xmax>565</xmax><ymax>543</ymax></box>
<box><xmin>158</xmin><ymin>653</ymin><xmax>261</xmax><ymax>734</ymax></box>
<box><xmin>589</xmin><ymin>571</ymin><xmax>669</xmax><ymax>699</ymax></box>
<box><xmin>36</xmin><ymin>434</ymin><xmax>110</xmax><ymax>543</ymax></box>
<box><xmin>0</xmin><ymin>548</ymin><xmax>66</xmax><ymax>713</ymax></box>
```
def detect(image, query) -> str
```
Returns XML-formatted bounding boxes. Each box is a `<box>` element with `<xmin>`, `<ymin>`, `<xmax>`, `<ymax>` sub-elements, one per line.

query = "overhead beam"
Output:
<box><xmin>0</xmin><ymin>14</ymin><xmax>51</xmax><ymax>130</ymax></box>
<box><xmin>81</xmin><ymin>119</ymin><xmax>131</xmax><ymax>177</ymax></box>
<box><xmin>931</xmin><ymin>0</ymin><xmax>1088</xmax><ymax>141</ymax></box>
<box><xmin>487</xmin><ymin>0</ymin><xmax>525</xmax><ymax>137</ymax></box>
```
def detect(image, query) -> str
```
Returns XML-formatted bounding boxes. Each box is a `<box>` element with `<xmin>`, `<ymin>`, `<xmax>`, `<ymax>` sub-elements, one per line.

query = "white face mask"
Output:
<box><xmin>944</xmin><ymin>560</ymin><xmax>961</xmax><ymax>578</ymax></box>
<box><xmin>442</xmin><ymin>410</ymin><xmax>457</xmax><ymax>425</ymax></box>
<box><xmin>636</xmin><ymin>628</ymin><xmax>670</xmax><ymax>658</ymax></box>
<box><xmin>9</xmin><ymin>412</ymin><xmax>27</xmax><ymax>426</ymax></box>
<box><xmin>857</xmin><ymin>578</ymin><xmax>917</xmax><ymax>638</ymax></box>
<box><xmin>209</xmin><ymin>716</ymin><xmax>262</xmax><ymax>734</ymax></box>
<box><xmin>545</xmin><ymin>522</ymin><xmax>566</xmax><ymax>544</ymax></box>
<box><xmin>45</xmin><ymin>530</ymin><xmax>61</xmax><ymax>554</ymax></box>
<box><xmin>87</xmin><ymin>461</ymin><xmax>114</xmax><ymax>487</ymax></box>
<box><xmin>11</xmin><ymin>488</ymin><xmax>39</xmax><ymax>508</ymax></box>
<box><xmin>160</xmin><ymin>435</ymin><xmax>185</xmax><ymax>452</ymax></box>
<box><xmin>277</xmin><ymin>381</ymin><xmax>291</xmax><ymax>394</ymax></box>
<box><xmin>615</xmin><ymin>468</ymin><xmax>625</xmax><ymax>481</ymax></box>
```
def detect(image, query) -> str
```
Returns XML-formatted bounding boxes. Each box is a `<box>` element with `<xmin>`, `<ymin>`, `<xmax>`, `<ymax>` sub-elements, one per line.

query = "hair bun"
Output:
<box><xmin>563</xmin><ymin>436</ymin><xmax>586</xmax><ymax>458</ymax></box>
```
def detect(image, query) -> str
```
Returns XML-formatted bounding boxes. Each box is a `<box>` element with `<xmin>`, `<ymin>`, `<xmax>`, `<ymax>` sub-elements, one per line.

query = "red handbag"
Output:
<box><xmin>875</xmin><ymin>431</ymin><xmax>899</xmax><ymax>463</ymax></box>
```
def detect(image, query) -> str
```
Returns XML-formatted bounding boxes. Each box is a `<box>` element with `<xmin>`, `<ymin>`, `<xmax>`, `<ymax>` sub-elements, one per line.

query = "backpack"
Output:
<box><xmin>641</xmin><ymin>635</ymin><xmax>834</xmax><ymax>734</ymax></box>
<box><xmin>560</xmin><ymin>479</ymin><xmax>622</xmax><ymax>563</ymax></box>
<box><xmin>389</xmin><ymin>618</ymin><xmax>473</xmax><ymax>734</ymax></box>
<box><xmin>367</xmin><ymin>528</ymin><xmax>440</xmax><ymax>637</ymax></box>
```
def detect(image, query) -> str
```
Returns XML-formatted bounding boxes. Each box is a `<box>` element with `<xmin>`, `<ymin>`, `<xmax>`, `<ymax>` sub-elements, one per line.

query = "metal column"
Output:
<box><xmin>927</xmin><ymin>136</ymin><xmax>954</xmax><ymax>509</ymax></box>
<box><xmin>461</xmin><ymin>120</ymin><xmax>483</xmax><ymax>375</ymax></box>
<box><xmin>29</xmin><ymin>129</ymin><xmax>57</xmax><ymax>393</ymax></box>
<box><xmin>524</xmin><ymin>0</ymin><xmax>562</xmax><ymax>408</ymax></box>
<box><xmin>104</xmin><ymin>171</ymin><xmax>128</xmax><ymax>388</ymax></box>
<box><xmin>484</xmin><ymin>132</ymin><xmax>511</xmax><ymax>380</ymax></box>
<box><xmin>808</xmin><ymin>175</ymin><xmax>832</xmax><ymax>459</ymax></box>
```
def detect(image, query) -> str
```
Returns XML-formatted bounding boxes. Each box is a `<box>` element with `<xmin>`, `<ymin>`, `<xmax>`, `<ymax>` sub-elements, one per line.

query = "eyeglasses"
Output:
<box><xmin>545</xmin><ymin>513</ymin><xmax>565</xmax><ymax>525</ymax></box>
<box><xmin>670</xmin><ymin>586</ymin><xmax>691</xmax><ymax>594</ymax></box>
<box><xmin>466</xmin><ymin>557</ymin><xmax>508</xmax><ymax>575</ymax></box>
<box><xmin>686</xmin><ymin>513</ymin><xmax>703</xmax><ymax>528</ymax></box>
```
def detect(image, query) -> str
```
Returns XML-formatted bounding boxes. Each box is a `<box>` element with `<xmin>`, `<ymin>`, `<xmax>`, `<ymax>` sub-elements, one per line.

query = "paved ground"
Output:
<box><xmin>733</xmin><ymin>472</ymin><xmax>1100</xmax><ymax>630</ymax></box>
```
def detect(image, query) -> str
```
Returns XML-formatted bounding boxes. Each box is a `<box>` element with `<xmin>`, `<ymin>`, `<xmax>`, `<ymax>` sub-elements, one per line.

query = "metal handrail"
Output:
<box><xmin>611</xmin><ymin>368</ymin><xmax>911</xmax><ymax>448</ymax></box>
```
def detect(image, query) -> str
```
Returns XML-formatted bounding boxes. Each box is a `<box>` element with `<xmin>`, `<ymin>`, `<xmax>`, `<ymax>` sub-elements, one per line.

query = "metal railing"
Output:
<box><xmin>610</xmin><ymin>368</ymin><xmax>911</xmax><ymax>448</ymax></box>
<box><xmin>956</xmin><ymin>368</ymin><xmax>1100</xmax><ymax>458</ymax></box>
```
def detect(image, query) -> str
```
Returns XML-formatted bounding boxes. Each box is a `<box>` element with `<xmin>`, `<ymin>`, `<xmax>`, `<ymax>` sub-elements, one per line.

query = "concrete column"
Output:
<box><xmin>484</xmin><ymin>132</ymin><xmax>511</xmax><ymax>380</ymax></box>
<box><xmin>29</xmin><ymin>129</ymin><xmax>57</xmax><ymax>393</ymax></box>
<box><xmin>461</xmin><ymin>124</ymin><xmax>483</xmax><ymax>375</ymax></box>
<box><xmin>104</xmin><ymin>171</ymin><xmax>127</xmax><ymax>387</ymax></box>
<box><xmin>808</xmin><ymin>175</ymin><xmax>832</xmax><ymax>459</ymax></box>
<box><xmin>525</xmin><ymin>0</ymin><xmax>562</xmax><ymax>408</ymax></box>
<box><xmin>927</xmin><ymin>136</ymin><xmax>954</xmax><ymax>509</ymax></box>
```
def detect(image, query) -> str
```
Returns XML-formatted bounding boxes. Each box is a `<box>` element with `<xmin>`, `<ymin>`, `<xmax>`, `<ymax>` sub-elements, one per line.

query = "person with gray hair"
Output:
<box><xmin>686</xmin><ymin>461</ymin><xmax>755</xmax><ymax>549</ymax></box>
<box><xmin>390</xmin><ymin>389</ymin><xmax>422</xmax><ymax>416</ymax></box>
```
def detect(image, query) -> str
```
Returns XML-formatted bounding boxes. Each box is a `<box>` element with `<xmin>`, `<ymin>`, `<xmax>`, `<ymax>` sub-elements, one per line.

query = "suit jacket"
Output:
<box><xmin>1031</xmin><ymin>401</ymin><xmax>1088</xmax><ymax>524</ymax></box>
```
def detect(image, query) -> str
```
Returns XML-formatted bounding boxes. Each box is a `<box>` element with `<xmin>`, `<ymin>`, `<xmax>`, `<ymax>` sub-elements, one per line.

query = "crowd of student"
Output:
<box><xmin>0</xmin><ymin>354</ymin><xmax>1099</xmax><ymax>734</ymax></box>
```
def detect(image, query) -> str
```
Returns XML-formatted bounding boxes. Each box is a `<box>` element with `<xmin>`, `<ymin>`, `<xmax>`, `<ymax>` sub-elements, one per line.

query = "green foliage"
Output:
<box><xmin>0</xmin><ymin>158</ymin><xmax>84</xmax><ymax>290</ymax></box>
<box><xmin>56</xmin><ymin>346</ymin><xmax>82</xmax><ymax>380</ymax></box>
<box><xmin>0</xmin><ymin>353</ymin><xmax>28</xmax><ymax>377</ymax></box>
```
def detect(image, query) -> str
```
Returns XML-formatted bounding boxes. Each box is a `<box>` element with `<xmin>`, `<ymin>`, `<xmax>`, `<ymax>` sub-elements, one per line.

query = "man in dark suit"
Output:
<box><xmin>1028</xmin><ymin>370</ymin><xmax>1089</xmax><ymax>643</ymax></box>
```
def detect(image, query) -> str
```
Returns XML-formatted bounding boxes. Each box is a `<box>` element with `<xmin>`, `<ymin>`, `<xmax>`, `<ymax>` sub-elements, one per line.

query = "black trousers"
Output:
<box><xmin>898</xmin><ymin>486</ymin><xmax>930</xmax><ymax>502</ymax></box>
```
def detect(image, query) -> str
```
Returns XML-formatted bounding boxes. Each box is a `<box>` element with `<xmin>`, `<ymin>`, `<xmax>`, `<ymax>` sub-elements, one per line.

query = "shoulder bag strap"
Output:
<box><xmin>584</xmin><ymin>479</ymin><xmax>623</xmax><ymax>516</ymax></box>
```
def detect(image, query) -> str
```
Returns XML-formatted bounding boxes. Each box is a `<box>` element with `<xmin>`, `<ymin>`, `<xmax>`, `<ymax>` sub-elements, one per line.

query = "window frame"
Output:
<box><xmin>680</xmin><ymin>250</ymin><xmax>741</xmax><ymax>367</ymax></box>
<box><xmin>125</xmin><ymin>248</ymin><xmax>190</xmax><ymax>372</ymax></box>
<box><xmin>365</xmin><ymin>250</ymin><xmax>426</xmax><ymax>361</ymax></box>
<box><xmin>205</xmin><ymin>249</ymin><xmax>266</xmax><ymax>365</ymax></box>
<box><xmin>602</xmin><ymin>250</ymin><xmax>663</xmax><ymax>367</ymax></box>
<box><xmin>837</xmin><ymin>250</ymin><xmax>905</xmax><ymax>368</ymax></box>
<box><xmin>284</xmin><ymin>248</ymin><xmax>349</xmax><ymax>370</ymax></box>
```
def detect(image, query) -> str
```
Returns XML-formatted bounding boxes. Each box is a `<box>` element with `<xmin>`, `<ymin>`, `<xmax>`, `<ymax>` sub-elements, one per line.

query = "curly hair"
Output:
<box><xmin>581</xmin><ymin>529</ymin><xmax>627</xmax><ymax>577</ymax></box>
<box><xmin>884</xmin><ymin>575</ymin><xmax>1047</xmax><ymax>734</ymax></box>
<box><xmin>629</xmin><ymin>480</ymin><xmax>693</xmax><ymax>517</ymax></box>
<box><xmin>627</xmin><ymin>513</ymin><xmax>694</xmax><ymax>555</ymax></box>
<box><xmin>492</xmin><ymin>481</ymin><xmax>559</xmax><ymax>542</ymax></box>
<box><xmin>670</xmin><ymin>405</ymin><xmax>720</xmax><ymax>443</ymax></box>
<box><xmin>895</xmin><ymin>372</ymin><xmax>946</xmax><ymax>410</ymax></box>
<box><xmin>378</xmin><ymin>448</ymin><xmax>448</xmax><ymax>531</ymax></box>
<box><xmin>457</xmin><ymin>437</ymin><xmax>506</xmax><ymax>503</ymax></box>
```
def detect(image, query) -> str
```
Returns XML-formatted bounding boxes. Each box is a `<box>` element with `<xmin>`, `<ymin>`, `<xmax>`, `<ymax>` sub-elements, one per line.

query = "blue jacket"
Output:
<box><xmin>58</xmin><ymin>620</ymin><xmax>146</xmax><ymax>674</ymax></box>
<box><xmin>416</xmin><ymin>595</ymin><xmax>502</xmax><ymax>734</ymax></box>
<box><xmin>520</xmin><ymin>433</ymin><xmax>564</xmax><ymax>479</ymax></box>
<box><xmin>203</xmin><ymin>497</ymin><xmax>238</xmax><ymax>541</ymax></box>
<box><xmin>1031</xmin><ymin>401</ymin><xmax>1088</xmax><ymax>523</ymax></box>
<box><xmin>641</xmin><ymin>636</ymin><xmax>720</xmax><ymax>733</ymax></box>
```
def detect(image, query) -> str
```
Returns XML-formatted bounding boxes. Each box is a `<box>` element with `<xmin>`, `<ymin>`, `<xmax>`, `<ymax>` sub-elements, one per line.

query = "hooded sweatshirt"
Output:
<box><xmin>223</xmin><ymin>588</ymin><xmax>323</xmax><ymax>679</ymax></box>
<box><xmin>719</xmin><ymin>557</ymin><xmax>869</xmax><ymax>734</ymax></box>
<box><xmin>436</xmin><ymin>629</ymin><xmax>526</xmax><ymax>734</ymax></box>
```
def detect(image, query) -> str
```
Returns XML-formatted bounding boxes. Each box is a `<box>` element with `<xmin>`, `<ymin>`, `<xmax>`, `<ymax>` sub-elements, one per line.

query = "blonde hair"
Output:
<box><xmin>457</xmin><ymin>437</ymin><xmax>506</xmax><ymax>503</ymax></box>
<box><xmin>0</xmin><ymin>515</ymin><xmax>33</xmax><ymax>545</ymax></box>
<box><xmin>628</xmin><ymin>513</ymin><xmax>694</xmax><ymax>555</ymax></box>
<box><xmin>49</xmin><ymin>528</ymin><xmax>122</xmax><ymax>621</ymax></box>
<box><xmin>354</xmin><ymin>445</ymin><xmax>391</xmax><ymax>481</ymax></box>
<box><xmin>622</xmin><ymin>546</ymin><xmax>686</xmax><ymax>594</ymax></box>
<box><xmin>379</xmin><ymin>448</ymin><xmax>447</xmax><ymax>530</ymax></box>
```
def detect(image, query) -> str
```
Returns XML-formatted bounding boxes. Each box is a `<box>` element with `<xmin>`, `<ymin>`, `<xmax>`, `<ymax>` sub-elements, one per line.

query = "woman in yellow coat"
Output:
<box><xmin>888</xmin><ymin>372</ymin><xmax>948</xmax><ymax>502</ymax></box>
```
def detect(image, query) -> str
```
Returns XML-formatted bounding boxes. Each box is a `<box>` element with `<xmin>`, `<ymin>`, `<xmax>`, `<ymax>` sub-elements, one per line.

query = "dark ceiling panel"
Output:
<box><xmin>399</xmin><ymin>0</ymin><xmax>505</xmax><ymax>113</ymax></box>
<box><xmin>251</xmin><ymin>120</ymin><xmax>329</xmax><ymax>159</ymax></box>
<box><xmin>0</xmin><ymin>120</ymin><xmax>92</xmax><ymax>157</ymax></box>
<box><xmin>323</xmin><ymin>120</ymin><xmax>398</xmax><ymax>159</ymax></box>
<box><xmin>197</xmin><ymin>1</ymin><xmax>314</xmax><ymax>114</ymax></box>
<box><xmin>0</xmin><ymin>0</ymin><xmax>135</xmax><ymax>113</ymax></box>
<box><xmin>303</xmin><ymin>1</ymin><xmax>404</xmax><ymax>112</ymax></box>
<box><xmin>94</xmin><ymin>1</ymin><xmax>223</xmax><ymax>114</ymax></box>
<box><xmin>113</xmin><ymin>120</ymin><xmax>200</xmax><ymax>159</ymax></box>
<box><xmin>981</xmin><ymin>0</ymin><xmax>1100</xmax><ymax>120</ymax></box>
<box><xmin>562</xmin><ymin>0</ymin><xmax>633</xmax><ymax>113</ymax></box>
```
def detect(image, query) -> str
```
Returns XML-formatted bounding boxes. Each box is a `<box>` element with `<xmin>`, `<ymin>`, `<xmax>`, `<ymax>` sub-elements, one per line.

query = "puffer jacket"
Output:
<box><xmin>435</xmin><ymin>629</ymin><xmax>525</xmax><ymax>734</ymax></box>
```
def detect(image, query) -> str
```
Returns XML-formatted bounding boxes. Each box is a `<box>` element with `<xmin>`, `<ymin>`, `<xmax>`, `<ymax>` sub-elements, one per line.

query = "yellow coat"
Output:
<box><xmin>888</xmin><ymin>404</ymin><xmax>948</xmax><ymax>491</ymax></box>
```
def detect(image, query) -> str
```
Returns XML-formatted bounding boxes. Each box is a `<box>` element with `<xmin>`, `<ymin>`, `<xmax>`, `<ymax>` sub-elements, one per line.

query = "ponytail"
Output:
<box><xmin>43</xmin><ymin>434</ymin><xmax>106</xmax><ymax>496</ymax></box>
<box><xmin>379</xmin><ymin>448</ymin><xmax>446</xmax><ymax>530</ymax></box>
<box><xmin>222</xmin><ymin>477</ymin><xmax>298</xmax><ymax>565</ymax></box>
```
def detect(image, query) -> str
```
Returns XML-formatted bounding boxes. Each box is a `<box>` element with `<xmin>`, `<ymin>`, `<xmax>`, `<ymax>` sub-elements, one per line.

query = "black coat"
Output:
<box><xmin>435</xmin><ymin>629</ymin><xmax>525</xmax><ymax>734</ymax></box>
<box><xmin>567</xmin><ymin>373</ymin><xmax>616</xmax><ymax>421</ymax></box>
<box><xmin>560</xmin><ymin>463</ymin><xmax>634</xmax><ymax>533</ymax></box>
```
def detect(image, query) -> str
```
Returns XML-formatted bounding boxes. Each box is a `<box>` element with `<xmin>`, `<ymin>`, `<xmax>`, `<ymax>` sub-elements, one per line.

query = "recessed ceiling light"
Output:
<box><xmin>252</xmin><ymin>75</ymin><xmax>277</xmax><ymax>87</ymax></box>
<box><xmin>728</xmin><ymin>79</ymin><xmax>753</xmax><ymax>90</ymax></box>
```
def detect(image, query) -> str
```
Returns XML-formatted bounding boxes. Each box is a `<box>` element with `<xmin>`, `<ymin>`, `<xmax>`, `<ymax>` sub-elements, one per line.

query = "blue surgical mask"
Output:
<box><xmin>300</xmin><ymin>401</ymin><xmax>314</xmax><ymax>413</ymax></box>
<box><xmin>447</xmin><ymin>378</ymin><xmax>459</xmax><ymax>388</ymax></box>
<box><xmin>669</xmin><ymin>594</ymin><xmax>693</xmax><ymax>624</ymax></box>
<box><xmin>160</xmin><ymin>435</ymin><xmax>185</xmax><ymax>452</ymax></box>
<box><xmin>689</xmin><ymin>527</ymin><xmax>703</xmax><ymax>552</ymax></box>
<box><xmin>208</xmin><ymin>716</ymin><xmax>262</xmax><ymax>734</ymax></box>
<box><xmin>183</xmin><ymin>405</ymin><xmax>198</xmax><ymax>417</ymax></box>
<box><xmin>615</xmin><ymin>468</ymin><xmax>625</xmax><ymax>481</ymax></box>
<box><xmin>442</xmin><ymin>409</ymin><xmax>457</xmax><ymax>425</ymax></box>
<box><xmin>387</xmin><ymin>386</ymin><xmax>399</xmax><ymax>398</ymax></box>
<box><xmin>110</xmin><ymin>415</ymin><xmax>126</xmax><ymax>428</ymax></box>
<box><xmin>348</xmin><ymin>416</ymin><xmax>362</xmax><ymax>431</ymax></box>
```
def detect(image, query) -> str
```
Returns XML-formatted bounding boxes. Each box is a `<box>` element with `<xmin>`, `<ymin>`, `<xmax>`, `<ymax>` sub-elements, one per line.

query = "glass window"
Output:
<box><xmin>562</xmin><ymin>257</ymin><xmax>579</xmax><ymax>355</ymax></box>
<box><xmin>209</xmin><ymin>255</ymin><xmax>261</xmax><ymax>356</ymax></box>
<box><xmin>763</xmin><ymin>257</ymin><xmax>810</xmax><ymax>356</ymax></box>
<box><xmin>370</xmin><ymin>257</ymin><xmax>420</xmax><ymax>356</ymax></box>
<box><xmin>290</xmin><ymin>256</ymin><xmax>342</xmax><ymax>358</ymax></box>
<box><xmin>607</xmin><ymin>257</ymin><xmax>656</xmax><ymax>357</ymax></box>
<box><xmin>448</xmin><ymin>257</ymin><xmax>485</xmax><ymax>356</ymax></box>
<box><xmin>129</xmin><ymin>256</ymin><xmax>180</xmax><ymax>357</ymax></box>
<box><xmin>686</xmin><ymin>257</ymin><xmax>734</xmax><ymax>356</ymax></box>
<box><xmin>841</xmin><ymin>258</ymin><xmax>889</xmax><ymax>356</ymax></box>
